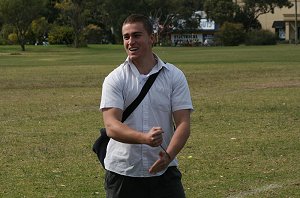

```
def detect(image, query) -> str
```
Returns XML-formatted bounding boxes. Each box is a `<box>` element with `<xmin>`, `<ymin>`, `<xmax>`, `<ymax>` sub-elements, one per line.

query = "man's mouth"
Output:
<box><xmin>129</xmin><ymin>47</ymin><xmax>138</xmax><ymax>52</ymax></box>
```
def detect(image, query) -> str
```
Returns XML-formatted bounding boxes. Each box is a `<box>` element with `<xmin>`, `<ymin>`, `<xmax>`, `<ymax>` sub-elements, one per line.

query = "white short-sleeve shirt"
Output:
<box><xmin>100</xmin><ymin>54</ymin><xmax>193</xmax><ymax>177</ymax></box>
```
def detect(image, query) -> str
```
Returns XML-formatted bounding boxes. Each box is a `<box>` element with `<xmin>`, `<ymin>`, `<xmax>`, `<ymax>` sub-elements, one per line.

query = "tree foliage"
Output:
<box><xmin>243</xmin><ymin>0</ymin><xmax>293</xmax><ymax>18</ymax></box>
<box><xmin>0</xmin><ymin>0</ymin><xmax>295</xmax><ymax>48</ymax></box>
<box><xmin>204</xmin><ymin>0</ymin><xmax>239</xmax><ymax>26</ymax></box>
<box><xmin>239</xmin><ymin>0</ymin><xmax>293</xmax><ymax>31</ymax></box>
<box><xmin>233</xmin><ymin>7</ymin><xmax>262</xmax><ymax>31</ymax></box>
<box><xmin>0</xmin><ymin>0</ymin><xmax>47</xmax><ymax>51</ymax></box>
<box><xmin>31</xmin><ymin>17</ymin><xmax>49</xmax><ymax>44</ymax></box>
<box><xmin>216</xmin><ymin>22</ymin><xmax>245</xmax><ymax>46</ymax></box>
<box><xmin>48</xmin><ymin>24</ymin><xmax>73</xmax><ymax>44</ymax></box>
<box><xmin>99</xmin><ymin>0</ymin><xmax>203</xmax><ymax>43</ymax></box>
<box><xmin>55</xmin><ymin>0</ymin><xmax>91</xmax><ymax>47</ymax></box>
<box><xmin>203</xmin><ymin>0</ymin><xmax>293</xmax><ymax>32</ymax></box>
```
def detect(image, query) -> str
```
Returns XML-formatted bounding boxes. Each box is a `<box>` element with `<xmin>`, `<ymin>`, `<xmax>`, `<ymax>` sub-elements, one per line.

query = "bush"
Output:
<box><xmin>0</xmin><ymin>37</ymin><xmax>7</xmax><ymax>45</ymax></box>
<box><xmin>8</xmin><ymin>33</ymin><xmax>18</xmax><ymax>44</ymax></box>
<box><xmin>84</xmin><ymin>24</ymin><xmax>108</xmax><ymax>44</ymax></box>
<box><xmin>245</xmin><ymin>30</ymin><xmax>277</xmax><ymax>45</ymax></box>
<box><xmin>0</xmin><ymin>24</ymin><xmax>14</xmax><ymax>45</ymax></box>
<box><xmin>48</xmin><ymin>25</ymin><xmax>74</xmax><ymax>45</ymax></box>
<box><xmin>216</xmin><ymin>22</ymin><xmax>245</xmax><ymax>46</ymax></box>
<box><xmin>31</xmin><ymin>17</ymin><xmax>49</xmax><ymax>44</ymax></box>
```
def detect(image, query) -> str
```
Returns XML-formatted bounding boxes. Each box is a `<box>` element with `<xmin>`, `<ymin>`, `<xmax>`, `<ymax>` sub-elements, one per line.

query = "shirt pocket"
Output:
<box><xmin>150</xmin><ymin>87</ymin><xmax>171</xmax><ymax>112</ymax></box>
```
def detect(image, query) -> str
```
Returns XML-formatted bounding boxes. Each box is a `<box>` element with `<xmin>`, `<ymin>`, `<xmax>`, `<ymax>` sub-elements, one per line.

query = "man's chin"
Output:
<box><xmin>128</xmin><ymin>54</ymin><xmax>140</xmax><ymax>61</ymax></box>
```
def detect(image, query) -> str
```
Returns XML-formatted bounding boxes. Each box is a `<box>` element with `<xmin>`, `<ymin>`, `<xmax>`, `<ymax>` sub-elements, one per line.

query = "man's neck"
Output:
<box><xmin>132</xmin><ymin>54</ymin><xmax>157</xmax><ymax>75</ymax></box>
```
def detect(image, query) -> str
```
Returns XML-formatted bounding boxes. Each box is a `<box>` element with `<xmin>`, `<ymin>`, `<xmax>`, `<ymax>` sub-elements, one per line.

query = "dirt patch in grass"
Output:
<box><xmin>246</xmin><ymin>80</ymin><xmax>300</xmax><ymax>89</ymax></box>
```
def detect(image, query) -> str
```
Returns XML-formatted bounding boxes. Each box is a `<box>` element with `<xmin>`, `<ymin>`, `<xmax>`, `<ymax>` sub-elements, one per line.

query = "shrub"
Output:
<box><xmin>31</xmin><ymin>17</ymin><xmax>49</xmax><ymax>44</ymax></box>
<box><xmin>245</xmin><ymin>30</ymin><xmax>277</xmax><ymax>45</ymax></box>
<box><xmin>0</xmin><ymin>24</ymin><xmax>14</xmax><ymax>44</ymax></box>
<box><xmin>0</xmin><ymin>37</ymin><xmax>7</xmax><ymax>45</ymax></box>
<box><xmin>48</xmin><ymin>25</ymin><xmax>74</xmax><ymax>45</ymax></box>
<box><xmin>216</xmin><ymin>22</ymin><xmax>245</xmax><ymax>46</ymax></box>
<box><xmin>8</xmin><ymin>33</ymin><xmax>18</xmax><ymax>44</ymax></box>
<box><xmin>84</xmin><ymin>24</ymin><xmax>107</xmax><ymax>44</ymax></box>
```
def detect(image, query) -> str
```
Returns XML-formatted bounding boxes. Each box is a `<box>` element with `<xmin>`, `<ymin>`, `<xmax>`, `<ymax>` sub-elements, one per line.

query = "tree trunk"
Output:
<box><xmin>21</xmin><ymin>43</ymin><xmax>25</xmax><ymax>51</ymax></box>
<box><xmin>18</xmin><ymin>33</ymin><xmax>26</xmax><ymax>51</ymax></box>
<box><xmin>74</xmin><ymin>31</ymin><xmax>79</xmax><ymax>48</ymax></box>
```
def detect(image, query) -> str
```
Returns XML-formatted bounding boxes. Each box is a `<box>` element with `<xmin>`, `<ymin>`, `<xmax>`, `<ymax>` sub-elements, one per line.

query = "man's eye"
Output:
<box><xmin>123</xmin><ymin>36</ymin><xmax>129</xmax><ymax>40</ymax></box>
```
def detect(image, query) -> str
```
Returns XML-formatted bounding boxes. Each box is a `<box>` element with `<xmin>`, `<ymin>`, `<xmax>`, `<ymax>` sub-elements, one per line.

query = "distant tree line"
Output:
<box><xmin>0</xmin><ymin>0</ymin><xmax>293</xmax><ymax>50</ymax></box>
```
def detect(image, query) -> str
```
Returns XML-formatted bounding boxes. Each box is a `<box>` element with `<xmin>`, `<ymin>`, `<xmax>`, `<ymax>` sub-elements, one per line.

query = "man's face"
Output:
<box><xmin>122</xmin><ymin>22</ymin><xmax>154</xmax><ymax>61</ymax></box>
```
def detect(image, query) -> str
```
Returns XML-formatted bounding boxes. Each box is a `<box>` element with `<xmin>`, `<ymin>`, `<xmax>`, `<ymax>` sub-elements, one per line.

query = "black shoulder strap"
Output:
<box><xmin>121</xmin><ymin>68</ymin><xmax>163</xmax><ymax>122</ymax></box>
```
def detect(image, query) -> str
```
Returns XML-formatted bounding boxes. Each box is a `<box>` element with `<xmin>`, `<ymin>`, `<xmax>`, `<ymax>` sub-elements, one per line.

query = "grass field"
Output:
<box><xmin>0</xmin><ymin>44</ymin><xmax>299</xmax><ymax>197</ymax></box>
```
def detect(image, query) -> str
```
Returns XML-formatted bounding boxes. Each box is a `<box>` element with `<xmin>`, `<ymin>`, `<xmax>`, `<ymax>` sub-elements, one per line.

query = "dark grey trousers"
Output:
<box><xmin>105</xmin><ymin>166</ymin><xmax>186</xmax><ymax>198</ymax></box>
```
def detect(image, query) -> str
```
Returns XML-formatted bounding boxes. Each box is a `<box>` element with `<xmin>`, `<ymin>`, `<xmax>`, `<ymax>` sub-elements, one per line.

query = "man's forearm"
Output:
<box><xmin>166</xmin><ymin>123</ymin><xmax>190</xmax><ymax>160</ymax></box>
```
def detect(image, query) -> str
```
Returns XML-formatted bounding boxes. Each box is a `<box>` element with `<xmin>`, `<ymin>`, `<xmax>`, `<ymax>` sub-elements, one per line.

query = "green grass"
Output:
<box><xmin>0</xmin><ymin>44</ymin><xmax>299</xmax><ymax>197</ymax></box>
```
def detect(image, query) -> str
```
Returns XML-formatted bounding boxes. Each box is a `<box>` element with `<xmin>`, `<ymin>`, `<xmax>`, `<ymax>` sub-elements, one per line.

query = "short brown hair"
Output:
<box><xmin>123</xmin><ymin>14</ymin><xmax>153</xmax><ymax>35</ymax></box>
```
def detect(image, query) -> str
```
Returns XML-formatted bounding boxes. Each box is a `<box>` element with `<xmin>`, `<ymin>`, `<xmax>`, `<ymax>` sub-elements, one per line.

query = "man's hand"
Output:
<box><xmin>145</xmin><ymin>127</ymin><xmax>164</xmax><ymax>147</ymax></box>
<box><xmin>148</xmin><ymin>151</ymin><xmax>172</xmax><ymax>174</ymax></box>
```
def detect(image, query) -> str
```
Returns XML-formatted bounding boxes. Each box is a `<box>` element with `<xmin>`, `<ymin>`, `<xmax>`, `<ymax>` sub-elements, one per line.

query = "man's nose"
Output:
<box><xmin>128</xmin><ymin>37</ymin><xmax>135</xmax><ymax>45</ymax></box>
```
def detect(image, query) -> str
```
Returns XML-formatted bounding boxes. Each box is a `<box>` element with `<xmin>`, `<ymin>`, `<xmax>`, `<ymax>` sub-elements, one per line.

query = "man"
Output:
<box><xmin>100</xmin><ymin>14</ymin><xmax>193</xmax><ymax>198</ymax></box>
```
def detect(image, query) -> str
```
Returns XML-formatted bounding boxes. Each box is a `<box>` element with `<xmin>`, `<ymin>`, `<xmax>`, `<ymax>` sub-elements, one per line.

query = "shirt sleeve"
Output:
<box><xmin>100</xmin><ymin>73</ymin><xmax>124</xmax><ymax>111</ymax></box>
<box><xmin>171</xmin><ymin>69</ymin><xmax>193</xmax><ymax>112</ymax></box>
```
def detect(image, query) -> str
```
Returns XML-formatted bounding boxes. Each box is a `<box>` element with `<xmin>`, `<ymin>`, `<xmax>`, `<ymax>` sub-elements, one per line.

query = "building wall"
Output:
<box><xmin>258</xmin><ymin>1</ymin><xmax>299</xmax><ymax>29</ymax></box>
<box><xmin>171</xmin><ymin>33</ymin><xmax>202</xmax><ymax>46</ymax></box>
<box><xmin>237</xmin><ymin>0</ymin><xmax>300</xmax><ymax>42</ymax></box>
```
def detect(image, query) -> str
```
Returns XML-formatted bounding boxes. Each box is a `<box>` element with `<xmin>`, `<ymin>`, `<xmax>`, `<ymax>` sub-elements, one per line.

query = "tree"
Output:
<box><xmin>204</xmin><ymin>0</ymin><xmax>239</xmax><ymax>26</ymax></box>
<box><xmin>85</xmin><ymin>0</ymin><xmax>116</xmax><ymax>44</ymax></box>
<box><xmin>148</xmin><ymin>0</ymin><xmax>181</xmax><ymax>45</ymax></box>
<box><xmin>139</xmin><ymin>0</ymin><xmax>203</xmax><ymax>44</ymax></box>
<box><xmin>216</xmin><ymin>22</ymin><xmax>245</xmax><ymax>46</ymax></box>
<box><xmin>243</xmin><ymin>0</ymin><xmax>293</xmax><ymax>18</ymax></box>
<box><xmin>0</xmin><ymin>0</ymin><xmax>47</xmax><ymax>51</ymax></box>
<box><xmin>100</xmin><ymin>0</ymin><xmax>202</xmax><ymax>44</ymax></box>
<box><xmin>55</xmin><ymin>0</ymin><xmax>90</xmax><ymax>48</ymax></box>
<box><xmin>43</xmin><ymin>0</ymin><xmax>60</xmax><ymax>24</ymax></box>
<box><xmin>100</xmin><ymin>0</ymin><xmax>147</xmax><ymax>43</ymax></box>
<box><xmin>75</xmin><ymin>0</ymin><xmax>205</xmax><ymax>45</ymax></box>
<box><xmin>31</xmin><ymin>17</ymin><xmax>49</xmax><ymax>45</ymax></box>
<box><xmin>0</xmin><ymin>15</ymin><xmax>3</xmax><ymax>29</ymax></box>
<box><xmin>160</xmin><ymin>0</ymin><xmax>204</xmax><ymax>32</ymax></box>
<box><xmin>233</xmin><ymin>7</ymin><xmax>262</xmax><ymax>31</ymax></box>
<box><xmin>240</xmin><ymin>0</ymin><xmax>293</xmax><ymax>31</ymax></box>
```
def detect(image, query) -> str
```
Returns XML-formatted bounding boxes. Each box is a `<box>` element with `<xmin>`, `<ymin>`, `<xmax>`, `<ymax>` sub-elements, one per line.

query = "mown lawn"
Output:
<box><xmin>0</xmin><ymin>44</ymin><xmax>299</xmax><ymax>197</ymax></box>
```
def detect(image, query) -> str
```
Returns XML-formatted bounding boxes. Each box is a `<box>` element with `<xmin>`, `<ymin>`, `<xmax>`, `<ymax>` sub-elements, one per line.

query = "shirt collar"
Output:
<box><xmin>124</xmin><ymin>54</ymin><xmax>169</xmax><ymax>77</ymax></box>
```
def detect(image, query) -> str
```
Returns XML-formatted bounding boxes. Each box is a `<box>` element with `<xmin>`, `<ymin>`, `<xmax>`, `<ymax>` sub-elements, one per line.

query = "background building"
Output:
<box><xmin>237</xmin><ymin>0</ymin><xmax>299</xmax><ymax>43</ymax></box>
<box><xmin>170</xmin><ymin>11</ymin><xmax>218</xmax><ymax>46</ymax></box>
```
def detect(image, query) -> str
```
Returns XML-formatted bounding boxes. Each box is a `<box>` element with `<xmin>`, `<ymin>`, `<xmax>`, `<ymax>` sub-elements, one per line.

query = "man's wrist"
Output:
<box><xmin>165</xmin><ymin>151</ymin><xmax>172</xmax><ymax>160</ymax></box>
